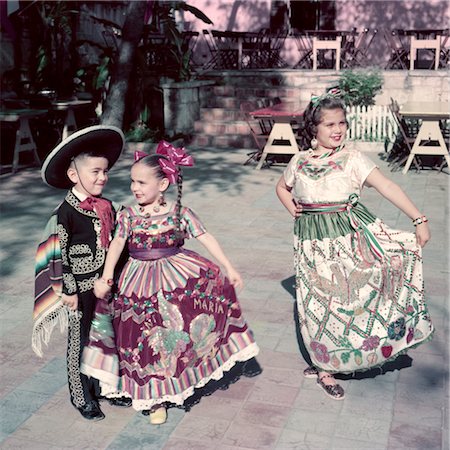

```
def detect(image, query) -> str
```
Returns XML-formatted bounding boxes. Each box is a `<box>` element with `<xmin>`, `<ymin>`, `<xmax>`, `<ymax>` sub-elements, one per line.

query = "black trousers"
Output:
<box><xmin>67</xmin><ymin>290</ymin><xmax>100</xmax><ymax>408</ymax></box>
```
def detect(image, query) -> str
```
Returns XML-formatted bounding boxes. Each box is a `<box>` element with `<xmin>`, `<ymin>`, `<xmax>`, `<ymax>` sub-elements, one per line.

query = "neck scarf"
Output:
<box><xmin>79</xmin><ymin>197</ymin><xmax>114</xmax><ymax>248</ymax></box>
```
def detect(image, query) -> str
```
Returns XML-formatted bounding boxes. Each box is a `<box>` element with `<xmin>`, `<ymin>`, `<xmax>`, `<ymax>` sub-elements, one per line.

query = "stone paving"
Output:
<box><xmin>0</xmin><ymin>145</ymin><xmax>448</xmax><ymax>449</ymax></box>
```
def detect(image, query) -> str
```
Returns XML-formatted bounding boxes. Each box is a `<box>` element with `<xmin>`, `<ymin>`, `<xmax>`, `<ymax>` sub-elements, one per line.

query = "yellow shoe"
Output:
<box><xmin>149</xmin><ymin>406</ymin><xmax>167</xmax><ymax>425</ymax></box>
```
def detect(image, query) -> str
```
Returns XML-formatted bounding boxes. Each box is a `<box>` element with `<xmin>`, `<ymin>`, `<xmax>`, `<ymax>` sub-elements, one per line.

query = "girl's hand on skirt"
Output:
<box><xmin>415</xmin><ymin>222</ymin><xmax>431</xmax><ymax>248</ymax></box>
<box><xmin>227</xmin><ymin>267</ymin><xmax>243</xmax><ymax>291</ymax></box>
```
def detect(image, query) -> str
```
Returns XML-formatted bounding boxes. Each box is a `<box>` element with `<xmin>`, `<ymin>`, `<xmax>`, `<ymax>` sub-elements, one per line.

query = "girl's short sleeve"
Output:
<box><xmin>181</xmin><ymin>207</ymin><xmax>206</xmax><ymax>239</ymax></box>
<box><xmin>115</xmin><ymin>209</ymin><xmax>131</xmax><ymax>239</ymax></box>
<box><xmin>351</xmin><ymin>151</ymin><xmax>378</xmax><ymax>188</ymax></box>
<box><xmin>283</xmin><ymin>154</ymin><xmax>301</xmax><ymax>187</ymax></box>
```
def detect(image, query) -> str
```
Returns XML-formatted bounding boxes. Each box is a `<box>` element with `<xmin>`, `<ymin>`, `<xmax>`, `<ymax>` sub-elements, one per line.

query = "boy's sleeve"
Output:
<box><xmin>56</xmin><ymin>208</ymin><xmax>77</xmax><ymax>295</ymax></box>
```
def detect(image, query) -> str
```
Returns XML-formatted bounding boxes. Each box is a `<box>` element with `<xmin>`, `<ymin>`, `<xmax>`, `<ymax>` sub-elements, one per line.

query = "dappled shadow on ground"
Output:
<box><xmin>181</xmin><ymin>146</ymin><xmax>263</xmax><ymax>196</ymax></box>
<box><xmin>166</xmin><ymin>357</ymin><xmax>262</xmax><ymax>413</ymax></box>
<box><xmin>0</xmin><ymin>147</ymin><xmax>257</xmax><ymax>279</ymax></box>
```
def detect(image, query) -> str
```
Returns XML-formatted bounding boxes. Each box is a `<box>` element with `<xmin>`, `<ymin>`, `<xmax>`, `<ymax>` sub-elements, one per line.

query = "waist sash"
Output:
<box><xmin>299</xmin><ymin>194</ymin><xmax>385</xmax><ymax>262</ymax></box>
<box><xmin>130</xmin><ymin>247</ymin><xmax>181</xmax><ymax>261</ymax></box>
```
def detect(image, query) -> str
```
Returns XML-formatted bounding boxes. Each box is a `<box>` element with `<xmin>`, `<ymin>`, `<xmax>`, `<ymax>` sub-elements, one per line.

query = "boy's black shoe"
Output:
<box><xmin>105</xmin><ymin>396</ymin><xmax>132</xmax><ymax>407</ymax></box>
<box><xmin>77</xmin><ymin>400</ymin><xmax>105</xmax><ymax>421</ymax></box>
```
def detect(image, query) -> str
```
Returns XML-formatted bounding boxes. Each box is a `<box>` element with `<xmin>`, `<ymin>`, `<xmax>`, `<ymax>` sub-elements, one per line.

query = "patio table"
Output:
<box><xmin>0</xmin><ymin>107</ymin><xmax>46</xmax><ymax>172</ymax></box>
<box><xmin>399</xmin><ymin>101</ymin><xmax>450</xmax><ymax>174</ymax></box>
<box><xmin>205</xmin><ymin>29</ymin><xmax>287</xmax><ymax>70</ymax></box>
<box><xmin>250</xmin><ymin>103</ymin><xmax>304</xmax><ymax>170</ymax></box>
<box><xmin>209</xmin><ymin>30</ymin><xmax>258</xmax><ymax>69</ymax></box>
<box><xmin>50</xmin><ymin>99</ymin><xmax>92</xmax><ymax>141</ymax></box>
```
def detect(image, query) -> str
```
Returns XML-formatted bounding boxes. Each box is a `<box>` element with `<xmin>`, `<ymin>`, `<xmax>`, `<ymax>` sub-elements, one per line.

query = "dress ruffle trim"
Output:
<box><xmin>98</xmin><ymin>342</ymin><xmax>259</xmax><ymax>411</ymax></box>
<box><xmin>81</xmin><ymin>346</ymin><xmax>120</xmax><ymax>387</ymax></box>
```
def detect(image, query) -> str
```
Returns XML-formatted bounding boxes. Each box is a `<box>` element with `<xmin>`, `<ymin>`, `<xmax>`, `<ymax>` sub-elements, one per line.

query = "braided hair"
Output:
<box><xmin>298</xmin><ymin>96</ymin><xmax>347</xmax><ymax>150</ymax></box>
<box><xmin>133</xmin><ymin>154</ymin><xmax>184</xmax><ymax>235</ymax></box>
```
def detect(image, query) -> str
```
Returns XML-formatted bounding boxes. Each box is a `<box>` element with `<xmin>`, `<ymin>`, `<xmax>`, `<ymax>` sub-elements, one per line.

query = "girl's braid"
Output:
<box><xmin>175</xmin><ymin>172</ymin><xmax>183</xmax><ymax>236</ymax></box>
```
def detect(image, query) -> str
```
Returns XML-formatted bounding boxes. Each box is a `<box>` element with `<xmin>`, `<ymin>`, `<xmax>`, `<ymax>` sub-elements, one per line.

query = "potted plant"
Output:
<box><xmin>125</xmin><ymin>106</ymin><xmax>161</xmax><ymax>153</ymax></box>
<box><xmin>141</xmin><ymin>1</ymin><xmax>216</xmax><ymax>137</ymax></box>
<box><xmin>337</xmin><ymin>68</ymin><xmax>383</xmax><ymax>107</ymax></box>
<box><xmin>336</xmin><ymin>69</ymin><xmax>384</xmax><ymax>143</ymax></box>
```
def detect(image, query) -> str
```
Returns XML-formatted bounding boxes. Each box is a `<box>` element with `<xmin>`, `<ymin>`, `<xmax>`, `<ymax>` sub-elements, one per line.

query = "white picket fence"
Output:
<box><xmin>346</xmin><ymin>105</ymin><xmax>398</xmax><ymax>142</ymax></box>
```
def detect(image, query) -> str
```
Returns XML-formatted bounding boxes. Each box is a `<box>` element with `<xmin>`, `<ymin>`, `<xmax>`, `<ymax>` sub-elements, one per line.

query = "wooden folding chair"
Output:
<box><xmin>242</xmin><ymin>29</ymin><xmax>269</xmax><ymax>69</ymax></box>
<box><xmin>211</xmin><ymin>30</ymin><xmax>240</xmax><ymax>69</ymax></box>
<box><xmin>384</xmin><ymin>30</ymin><xmax>409</xmax><ymax>69</ymax></box>
<box><xmin>266</xmin><ymin>28</ymin><xmax>289</xmax><ymax>68</ymax></box>
<box><xmin>240</xmin><ymin>101</ymin><xmax>271</xmax><ymax>166</ymax></box>
<box><xmin>439</xmin><ymin>28</ymin><xmax>450</xmax><ymax>68</ymax></box>
<box><xmin>202</xmin><ymin>30</ymin><xmax>220</xmax><ymax>69</ymax></box>
<box><xmin>342</xmin><ymin>28</ymin><xmax>378</xmax><ymax>68</ymax></box>
<box><xmin>293</xmin><ymin>30</ymin><xmax>313</xmax><ymax>69</ymax></box>
<box><xmin>388</xmin><ymin>99</ymin><xmax>422</xmax><ymax>172</ymax></box>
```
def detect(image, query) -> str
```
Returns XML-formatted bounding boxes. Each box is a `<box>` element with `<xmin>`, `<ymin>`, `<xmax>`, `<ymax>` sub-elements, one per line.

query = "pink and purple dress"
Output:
<box><xmin>82</xmin><ymin>204</ymin><xmax>259</xmax><ymax>411</ymax></box>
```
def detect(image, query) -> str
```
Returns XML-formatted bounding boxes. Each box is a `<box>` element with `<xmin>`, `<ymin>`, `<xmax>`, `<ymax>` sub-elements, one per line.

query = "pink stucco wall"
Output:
<box><xmin>334</xmin><ymin>0</ymin><xmax>449</xmax><ymax>31</ymax></box>
<box><xmin>184</xmin><ymin>0</ymin><xmax>449</xmax><ymax>67</ymax></box>
<box><xmin>185</xmin><ymin>0</ymin><xmax>449</xmax><ymax>33</ymax></box>
<box><xmin>182</xmin><ymin>0</ymin><xmax>271</xmax><ymax>32</ymax></box>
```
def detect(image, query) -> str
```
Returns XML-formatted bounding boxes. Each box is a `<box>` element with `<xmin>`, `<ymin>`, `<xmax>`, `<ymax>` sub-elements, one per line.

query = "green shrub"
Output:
<box><xmin>338</xmin><ymin>69</ymin><xmax>383</xmax><ymax>107</ymax></box>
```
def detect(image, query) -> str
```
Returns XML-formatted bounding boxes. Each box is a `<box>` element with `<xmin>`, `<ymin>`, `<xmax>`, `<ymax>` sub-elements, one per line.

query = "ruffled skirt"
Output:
<box><xmin>82</xmin><ymin>249</ymin><xmax>259</xmax><ymax>411</ymax></box>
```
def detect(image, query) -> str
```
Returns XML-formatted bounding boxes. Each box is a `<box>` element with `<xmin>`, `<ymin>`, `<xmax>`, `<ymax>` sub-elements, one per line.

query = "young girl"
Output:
<box><xmin>82</xmin><ymin>142</ymin><xmax>259</xmax><ymax>423</ymax></box>
<box><xmin>276</xmin><ymin>91</ymin><xmax>433</xmax><ymax>400</ymax></box>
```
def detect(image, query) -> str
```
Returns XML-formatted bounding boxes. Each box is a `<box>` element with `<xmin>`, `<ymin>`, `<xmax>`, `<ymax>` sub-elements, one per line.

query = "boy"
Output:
<box><xmin>33</xmin><ymin>125</ymin><xmax>130</xmax><ymax>421</ymax></box>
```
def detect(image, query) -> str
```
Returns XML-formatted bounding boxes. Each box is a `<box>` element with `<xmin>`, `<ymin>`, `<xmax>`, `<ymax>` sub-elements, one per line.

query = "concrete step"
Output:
<box><xmin>192</xmin><ymin>133</ymin><xmax>256</xmax><ymax>149</ymax></box>
<box><xmin>194</xmin><ymin>120</ymin><xmax>249</xmax><ymax>136</ymax></box>
<box><xmin>193</xmin><ymin>80</ymin><xmax>303</xmax><ymax>149</ymax></box>
<box><xmin>200</xmin><ymin>108</ymin><xmax>243</xmax><ymax>121</ymax></box>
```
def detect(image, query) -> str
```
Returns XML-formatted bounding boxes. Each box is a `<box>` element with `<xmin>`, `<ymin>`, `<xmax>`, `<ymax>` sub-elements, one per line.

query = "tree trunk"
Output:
<box><xmin>100</xmin><ymin>1</ymin><xmax>147</xmax><ymax>128</ymax></box>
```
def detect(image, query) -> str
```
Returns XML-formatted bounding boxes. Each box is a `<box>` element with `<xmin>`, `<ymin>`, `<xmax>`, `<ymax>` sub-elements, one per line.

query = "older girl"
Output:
<box><xmin>276</xmin><ymin>92</ymin><xmax>433</xmax><ymax>400</ymax></box>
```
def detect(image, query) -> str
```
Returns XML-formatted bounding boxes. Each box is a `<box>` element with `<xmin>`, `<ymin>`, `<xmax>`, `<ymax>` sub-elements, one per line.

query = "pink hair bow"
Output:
<box><xmin>156</xmin><ymin>141</ymin><xmax>194</xmax><ymax>167</ymax></box>
<box><xmin>158</xmin><ymin>158</ymin><xmax>179</xmax><ymax>184</ymax></box>
<box><xmin>156</xmin><ymin>140</ymin><xmax>194</xmax><ymax>184</ymax></box>
<box><xmin>134</xmin><ymin>150</ymin><xmax>148</xmax><ymax>161</ymax></box>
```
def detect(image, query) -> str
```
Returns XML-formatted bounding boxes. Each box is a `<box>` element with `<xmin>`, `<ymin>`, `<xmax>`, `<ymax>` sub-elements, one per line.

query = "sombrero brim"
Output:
<box><xmin>41</xmin><ymin>125</ymin><xmax>125</xmax><ymax>189</ymax></box>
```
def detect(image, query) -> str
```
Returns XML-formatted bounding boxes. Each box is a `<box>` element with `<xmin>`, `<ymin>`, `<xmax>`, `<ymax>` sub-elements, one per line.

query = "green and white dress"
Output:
<box><xmin>284</xmin><ymin>145</ymin><xmax>433</xmax><ymax>373</ymax></box>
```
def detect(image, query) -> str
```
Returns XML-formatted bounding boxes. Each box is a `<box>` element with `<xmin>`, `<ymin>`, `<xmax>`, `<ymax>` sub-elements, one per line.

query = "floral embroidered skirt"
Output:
<box><xmin>82</xmin><ymin>249</ymin><xmax>259</xmax><ymax>411</ymax></box>
<box><xmin>294</xmin><ymin>202</ymin><xmax>433</xmax><ymax>373</ymax></box>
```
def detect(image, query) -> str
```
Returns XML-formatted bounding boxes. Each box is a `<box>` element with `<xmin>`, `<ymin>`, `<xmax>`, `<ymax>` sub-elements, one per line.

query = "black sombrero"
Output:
<box><xmin>41</xmin><ymin>125</ymin><xmax>125</xmax><ymax>189</ymax></box>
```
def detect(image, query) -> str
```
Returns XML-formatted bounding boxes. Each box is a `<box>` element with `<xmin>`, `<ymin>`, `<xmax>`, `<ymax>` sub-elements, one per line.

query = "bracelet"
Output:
<box><xmin>100</xmin><ymin>277</ymin><xmax>114</xmax><ymax>287</ymax></box>
<box><xmin>412</xmin><ymin>216</ymin><xmax>428</xmax><ymax>226</ymax></box>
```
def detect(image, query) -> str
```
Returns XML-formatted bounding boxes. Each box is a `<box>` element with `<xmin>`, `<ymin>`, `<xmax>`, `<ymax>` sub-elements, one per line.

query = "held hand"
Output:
<box><xmin>227</xmin><ymin>267</ymin><xmax>243</xmax><ymax>291</ymax></box>
<box><xmin>94</xmin><ymin>278</ymin><xmax>112</xmax><ymax>299</ymax></box>
<box><xmin>415</xmin><ymin>222</ymin><xmax>431</xmax><ymax>248</ymax></box>
<box><xmin>62</xmin><ymin>293</ymin><xmax>78</xmax><ymax>311</ymax></box>
<box><xmin>292</xmin><ymin>199</ymin><xmax>303</xmax><ymax>218</ymax></box>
